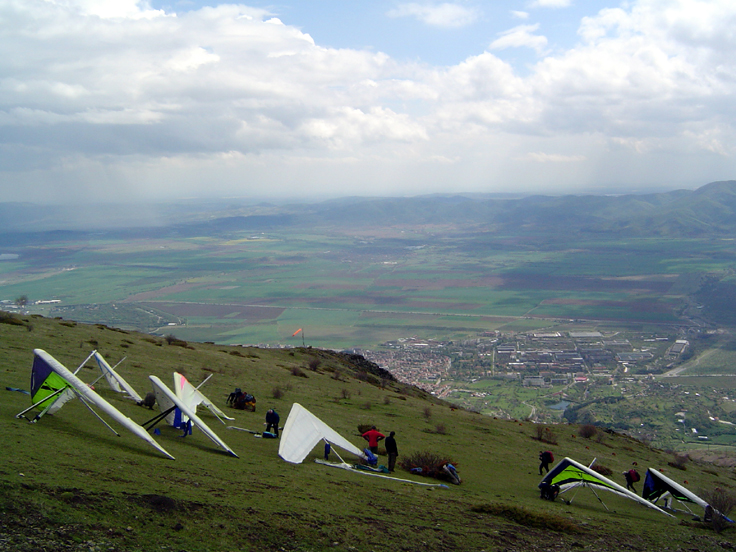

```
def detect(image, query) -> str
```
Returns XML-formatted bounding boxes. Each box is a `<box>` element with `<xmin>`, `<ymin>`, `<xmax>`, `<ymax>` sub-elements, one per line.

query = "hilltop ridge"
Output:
<box><xmin>3</xmin><ymin>180</ymin><xmax>736</xmax><ymax>237</ymax></box>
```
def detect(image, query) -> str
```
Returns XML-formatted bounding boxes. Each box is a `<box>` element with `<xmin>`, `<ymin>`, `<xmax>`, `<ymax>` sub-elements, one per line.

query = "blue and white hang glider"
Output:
<box><xmin>145</xmin><ymin>375</ymin><xmax>238</xmax><ymax>458</ymax></box>
<box><xmin>17</xmin><ymin>349</ymin><xmax>174</xmax><ymax>460</ymax></box>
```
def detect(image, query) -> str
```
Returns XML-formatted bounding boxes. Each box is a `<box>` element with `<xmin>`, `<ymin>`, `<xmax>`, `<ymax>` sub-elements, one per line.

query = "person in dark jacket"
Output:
<box><xmin>384</xmin><ymin>431</ymin><xmax>398</xmax><ymax>473</ymax></box>
<box><xmin>623</xmin><ymin>469</ymin><xmax>639</xmax><ymax>492</ymax></box>
<box><xmin>265</xmin><ymin>409</ymin><xmax>280</xmax><ymax>437</ymax></box>
<box><xmin>539</xmin><ymin>451</ymin><xmax>553</xmax><ymax>475</ymax></box>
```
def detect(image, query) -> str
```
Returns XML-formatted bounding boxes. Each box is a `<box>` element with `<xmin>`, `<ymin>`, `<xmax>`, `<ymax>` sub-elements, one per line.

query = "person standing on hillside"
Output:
<box><xmin>385</xmin><ymin>431</ymin><xmax>398</xmax><ymax>473</ymax></box>
<box><xmin>623</xmin><ymin>468</ymin><xmax>640</xmax><ymax>492</ymax></box>
<box><xmin>362</xmin><ymin>426</ymin><xmax>385</xmax><ymax>454</ymax></box>
<box><xmin>539</xmin><ymin>450</ymin><xmax>553</xmax><ymax>475</ymax></box>
<box><xmin>265</xmin><ymin>409</ymin><xmax>280</xmax><ymax>437</ymax></box>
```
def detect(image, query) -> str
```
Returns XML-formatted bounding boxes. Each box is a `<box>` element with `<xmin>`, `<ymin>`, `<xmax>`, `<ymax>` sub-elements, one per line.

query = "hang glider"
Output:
<box><xmin>279</xmin><ymin>403</ymin><xmax>366</xmax><ymax>464</ymax></box>
<box><xmin>173</xmin><ymin>372</ymin><xmax>233</xmax><ymax>423</ymax></box>
<box><xmin>89</xmin><ymin>351</ymin><xmax>143</xmax><ymax>402</ymax></box>
<box><xmin>539</xmin><ymin>457</ymin><xmax>674</xmax><ymax>519</ymax></box>
<box><xmin>17</xmin><ymin>349</ymin><xmax>174</xmax><ymax>460</ymax></box>
<box><xmin>642</xmin><ymin>468</ymin><xmax>708</xmax><ymax>512</ymax></box>
<box><xmin>146</xmin><ymin>376</ymin><xmax>238</xmax><ymax>458</ymax></box>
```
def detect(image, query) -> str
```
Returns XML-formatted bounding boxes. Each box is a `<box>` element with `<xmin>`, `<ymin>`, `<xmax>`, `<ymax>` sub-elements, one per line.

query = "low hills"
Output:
<box><xmin>1</xmin><ymin>314</ymin><xmax>735</xmax><ymax>551</ymax></box>
<box><xmin>4</xmin><ymin>180</ymin><xmax>736</xmax><ymax>238</ymax></box>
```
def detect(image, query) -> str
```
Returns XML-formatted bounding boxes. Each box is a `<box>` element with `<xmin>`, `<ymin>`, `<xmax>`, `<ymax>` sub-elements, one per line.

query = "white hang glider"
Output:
<box><xmin>146</xmin><ymin>375</ymin><xmax>238</xmax><ymax>458</ymax></box>
<box><xmin>539</xmin><ymin>457</ymin><xmax>674</xmax><ymax>519</ymax></box>
<box><xmin>86</xmin><ymin>350</ymin><xmax>143</xmax><ymax>402</ymax></box>
<box><xmin>172</xmin><ymin>372</ymin><xmax>233</xmax><ymax>423</ymax></box>
<box><xmin>17</xmin><ymin>349</ymin><xmax>174</xmax><ymax>460</ymax></box>
<box><xmin>643</xmin><ymin>468</ymin><xmax>732</xmax><ymax>523</ymax></box>
<box><xmin>279</xmin><ymin>403</ymin><xmax>366</xmax><ymax>464</ymax></box>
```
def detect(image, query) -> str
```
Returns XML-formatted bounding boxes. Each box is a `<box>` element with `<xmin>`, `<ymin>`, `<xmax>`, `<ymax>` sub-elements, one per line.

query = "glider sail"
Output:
<box><xmin>23</xmin><ymin>350</ymin><xmax>174</xmax><ymax>460</ymax></box>
<box><xmin>93</xmin><ymin>352</ymin><xmax>143</xmax><ymax>402</ymax></box>
<box><xmin>279</xmin><ymin>403</ymin><xmax>366</xmax><ymax>464</ymax></box>
<box><xmin>539</xmin><ymin>457</ymin><xmax>674</xmax><ymax>518</ymax></box>
<box><xmin>29</xmin><ymin>352</ymin><xmax>76</xmax><ymax>416</ymax></box>
<box><xmin>173</xmin><ymin>372</ymin><xmax>233</xmax><ymax>422</ymax></box>
<box><xmin>643</xmin><ymin>468</ymin><xmax>709</xmax><ymax>510</ymax></box>
<box><xmin>149</xmin><ymin>376</ymin><xmax>238</xmax><ymax>457</ymax></box>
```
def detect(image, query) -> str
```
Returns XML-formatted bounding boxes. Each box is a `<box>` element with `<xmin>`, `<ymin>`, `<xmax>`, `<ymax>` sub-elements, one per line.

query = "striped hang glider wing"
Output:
<box><xmin>20</xmin><ymin>349</ymin><xmax>174</xmax><ymax>460</ymax></box>
<box><xmin>539</xmin><ymin>457</ymin><xmax>674</xmax><ymax>518</ymax></box>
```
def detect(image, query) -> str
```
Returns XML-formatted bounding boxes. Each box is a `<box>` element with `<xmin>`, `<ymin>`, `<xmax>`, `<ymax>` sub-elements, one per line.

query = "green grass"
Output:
<box><xmin>1</xmin><ymin>314</ymin><xmax>735</xmax><ymax>551</ymax></box>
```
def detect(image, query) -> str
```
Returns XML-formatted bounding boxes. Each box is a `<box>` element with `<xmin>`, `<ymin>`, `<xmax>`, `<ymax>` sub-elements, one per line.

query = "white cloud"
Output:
<box><xmin>524</xmin><ymin>152</ymin><xmax>586</xmax><ymax>162</ymax></box>
<box><xmin>387</xmin><ymin>3</ymin><xmax>478</xmax><ymax>28</ymax></box>
<box><xmin>490</xmin><ymin>24</ymin><xmax>548</xmax><ymax>54</ymax></box>
<box><xmin>529</xmin><ymin>0</ymin><xmax>572</xmax><ymax>8</ymax></box>
<box><xmin>511</xmin><ymin>11</ymin><xmax>530</xmax><ymax>19</ymax></box>
<box><xmin>1</xmin><ymin>0</ymin><xmax>736</xmax><ymax>202</ymax></box>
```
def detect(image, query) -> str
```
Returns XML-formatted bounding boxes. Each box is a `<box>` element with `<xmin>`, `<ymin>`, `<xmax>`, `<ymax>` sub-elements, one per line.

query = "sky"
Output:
<box><xmin>1</xmin><ymin>0</ymin><xmax>736</xmax><ymax>204</ymax></box>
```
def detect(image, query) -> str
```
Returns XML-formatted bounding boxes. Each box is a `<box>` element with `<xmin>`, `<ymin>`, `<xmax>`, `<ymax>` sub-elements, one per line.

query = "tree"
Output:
<box><xmin>15</xmin><ymin>295</ymin><xmax>28</xmax><ymax>311</ymax></box>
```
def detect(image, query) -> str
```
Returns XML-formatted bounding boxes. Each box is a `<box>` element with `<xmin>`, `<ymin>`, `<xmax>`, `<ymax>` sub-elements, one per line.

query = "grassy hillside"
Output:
<box><xmin>1</xmin><ymin>313</ymin><xmax>735</xmax><ymax>551</ymax></box>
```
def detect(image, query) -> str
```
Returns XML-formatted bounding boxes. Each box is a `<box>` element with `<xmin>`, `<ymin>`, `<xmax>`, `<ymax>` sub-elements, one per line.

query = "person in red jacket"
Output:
<box><xmin>362</xmin><ymin>426</ymin><xmax>385</xmax><ymax>454</ymax></box>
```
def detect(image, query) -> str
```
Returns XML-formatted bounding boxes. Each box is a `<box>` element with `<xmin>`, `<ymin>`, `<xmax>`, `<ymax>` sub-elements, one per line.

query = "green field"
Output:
<box><xmin>3</xmin><ymin>226</ymin><xmax>733</xmax><ymax>348</ymax></box>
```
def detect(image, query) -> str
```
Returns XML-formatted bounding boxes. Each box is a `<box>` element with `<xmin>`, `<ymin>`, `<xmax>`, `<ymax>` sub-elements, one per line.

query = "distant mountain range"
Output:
<box><xmin>3</xmin><ymin>180</ymin><xmax>736</xmax><ymax>238</ymax></box>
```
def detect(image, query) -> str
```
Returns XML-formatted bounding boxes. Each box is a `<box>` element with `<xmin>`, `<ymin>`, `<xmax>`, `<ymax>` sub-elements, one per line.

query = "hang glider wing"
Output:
<box><xmin>643</xmin><ymin>468</ymin><xmax>709</xmax><ymax>509</ymax></box>
<box><xmin>149</xmin><ymin>376</ymin><xmax>238</xmax><ymax>458</ymax></box>
<box><xmin>93</xmin><ymin>352</ymin><xmax>142</xmax><ymax>402</ymax></box>
<box><xmin>279</xmin><ymin>403</ymin><xmax>366</xmax><ymax>464</ymax></box>
<box><xmin>539</xmin><ymin>457</ymin><xmax>674</xmax><ymax>518</ymax></box>
<box><xmin>24</xmin><ymin>350</ymin><xmax>174</xmax><ymax>460</ymax></box>
<box><xmin>173</xmin><ymin>372</ymin><xmax>233</xmax><ymax>422</ymax></box>
<box><xmin>29</xmin><ymin>351</ymin><xmax>76</xmax><ymax>417</ymax></box>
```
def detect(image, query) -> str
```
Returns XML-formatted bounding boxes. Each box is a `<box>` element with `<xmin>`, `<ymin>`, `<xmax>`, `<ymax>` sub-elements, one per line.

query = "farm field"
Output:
<box><xmin>2</xmin><ymin>224</ymin><xmax>731</xmax><ymax>349</ymax></box>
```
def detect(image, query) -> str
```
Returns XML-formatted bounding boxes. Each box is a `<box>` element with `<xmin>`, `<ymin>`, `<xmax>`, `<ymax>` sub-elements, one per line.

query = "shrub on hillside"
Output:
<box><xmin>668</xmin><ymin>452</ymin><xmax>688</xmax><ymax>470</ymax></box>
<box><xmin>700</xmin><ymin>487</ymin><xmax>736</xmax><ymax>533</ymax></box>
<box><xmin>578</xmin><ymin>424</ymin><xmax>598</xmax><ymax>439</ymax></box>
<box><xmin>590</xmin><ymin>464</ymin><xmax>613</xmax><ymax>477</ymax></box>
<box><xmin>0</xmin><ymin>312</ymin><xmax>26</xmax><ymax>326</ymax></box>
<box><xmin>272</xmin><ymin>386</ymin><xmax>284</xmax><ymax>399</ymax></box>
<box><xmin>308</xmin><ymin>358</ymin><xmax>321</xmax><ymax>371</ymax></box>
<box><xmin>357</xmin><ymin>424</ymin><xmax>374</xmax><ymax>435</ymax></box>
<box><xmin>533</xmin><ymin>425</ymin><xmax>558</xmax><ymax>445</ymax></box>
<box><xmin>291</xmin><ymin>366</ymin><xmax>308</xmax><ymax>378</ymax></box>
<box><xmin>398</xmin><ymin>451</ymin><xmax>458</xmax><ymax>483</ymax></box>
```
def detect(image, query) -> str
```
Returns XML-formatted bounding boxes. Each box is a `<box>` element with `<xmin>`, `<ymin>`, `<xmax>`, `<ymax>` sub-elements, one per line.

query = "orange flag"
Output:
<box><xmin>292</xmin><ymin>328</ymin><xmax>303</xmax><ymax>337</ymax></box>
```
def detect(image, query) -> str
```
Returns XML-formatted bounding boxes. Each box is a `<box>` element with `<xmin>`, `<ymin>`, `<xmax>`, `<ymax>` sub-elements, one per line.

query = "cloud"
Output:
<box><xmin>511</xmin><ymin>11</ymin><xmax>530</xmax><ymax>19</ymax></box>
<box><xmin>2</xmin><ymin>0</ymin><xmax>736</xmax><ymax>202</ymax></box>
<box><xmin>387</xmin><ymin>3</ymin><xmax>479</xmax><ymax>28</ymax></box>
<box><xmin>489</xmin><ymin>24</ymin><xmax>548</xmax><ymax>54</ymax></box>
<box><xmin>529</xmin><ymin>0</ymin><xmax>572</xmax><ymax>8</ymax></box>
<box><xmin>523</xmin><ymin>152</ymin><xmax>586</xmax><ymax>162</ymax></box>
